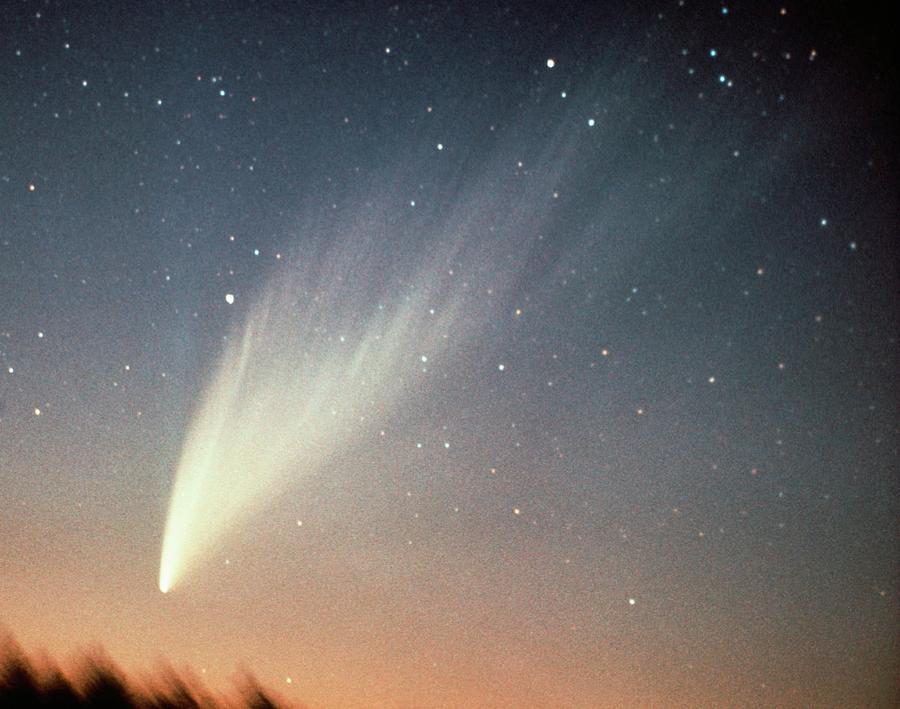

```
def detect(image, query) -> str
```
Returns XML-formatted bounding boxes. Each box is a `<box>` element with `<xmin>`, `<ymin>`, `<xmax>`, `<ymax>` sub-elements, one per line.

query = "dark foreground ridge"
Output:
<box><xmin>0</xmin><ymin>635</ymin><xmax>301</xmax><ymax>709</ymax></box>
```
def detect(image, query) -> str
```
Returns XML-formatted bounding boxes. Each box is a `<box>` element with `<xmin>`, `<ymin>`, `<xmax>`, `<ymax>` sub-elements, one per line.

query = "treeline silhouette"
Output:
<box><xmin>0</xmin><ymin>636</ymin><xmax>300</xmax><ymax>709</ymax></box>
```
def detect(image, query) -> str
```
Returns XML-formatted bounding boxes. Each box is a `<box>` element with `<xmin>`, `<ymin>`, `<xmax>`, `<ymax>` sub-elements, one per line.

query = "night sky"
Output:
<box><xmin>1</xmin><ymin>1</ymin><xmax>897</xmax><ymax>707</ymax></box>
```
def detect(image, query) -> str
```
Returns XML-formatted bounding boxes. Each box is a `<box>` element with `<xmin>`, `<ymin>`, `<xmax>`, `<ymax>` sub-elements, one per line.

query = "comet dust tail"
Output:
<box><xmin>156</xmin><ymin>154</ymin><xmax>563</xmax><ymax>592</ymax></box>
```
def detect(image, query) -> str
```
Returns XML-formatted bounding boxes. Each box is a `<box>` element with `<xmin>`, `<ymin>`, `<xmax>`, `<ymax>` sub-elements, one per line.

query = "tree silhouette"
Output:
<box><xmin>0</xmin><ymin>636</ymin><xmax>295</xmax><ymax>709</ymax></box>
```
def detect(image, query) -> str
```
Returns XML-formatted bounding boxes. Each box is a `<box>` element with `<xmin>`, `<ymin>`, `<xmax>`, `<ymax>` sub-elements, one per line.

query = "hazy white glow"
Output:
<box><xmin>158</xmin><ymin>141</ymin><xmax>574</xmax><ymax>592</ymax></box>
<box><xmin>159</xmin><ymin>248</ymin><xmax>465</xmax><ymax>590</ymax></box>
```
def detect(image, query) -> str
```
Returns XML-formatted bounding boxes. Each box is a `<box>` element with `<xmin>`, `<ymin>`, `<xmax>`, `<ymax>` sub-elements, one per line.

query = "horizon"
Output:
<box><xmin>0</xmin><ymin>632</ymin><xmax>296</xmax><ymax>708</ymax></box>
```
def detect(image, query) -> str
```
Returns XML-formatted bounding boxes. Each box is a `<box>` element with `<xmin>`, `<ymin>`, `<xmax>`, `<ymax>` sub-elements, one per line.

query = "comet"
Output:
<box><xmin>158</xmin><ymin>232</ymin><xmax>472</xmax><ymax>592</ymax></box>
<box><xmin>157</xmin><ymin>136</ymin><xmax>577</xmax><ymax>593</ymax></box>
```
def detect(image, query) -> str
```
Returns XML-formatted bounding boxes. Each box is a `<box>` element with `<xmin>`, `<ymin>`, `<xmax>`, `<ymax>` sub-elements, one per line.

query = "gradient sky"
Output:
<box><xmin>1</xmin><ymin>1</ymin><xmax>897</xmax><ymax>707</ymax></box>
